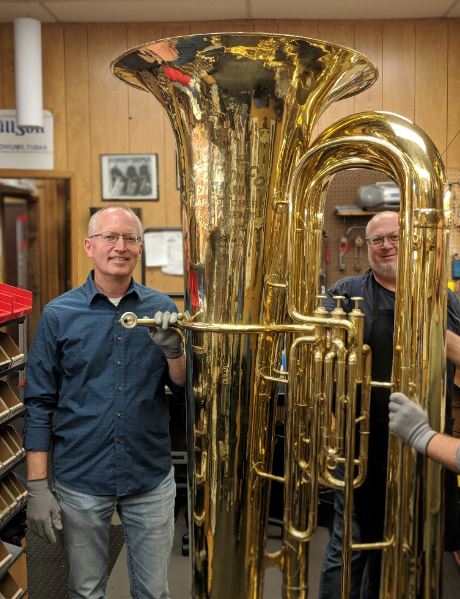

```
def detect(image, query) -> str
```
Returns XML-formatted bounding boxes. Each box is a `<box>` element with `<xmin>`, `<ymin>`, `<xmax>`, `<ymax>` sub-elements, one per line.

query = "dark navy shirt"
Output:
<box><xmin>24</xmin><ymin>272</ymin><xmax>182</xmax><ymax>497</ymax></box>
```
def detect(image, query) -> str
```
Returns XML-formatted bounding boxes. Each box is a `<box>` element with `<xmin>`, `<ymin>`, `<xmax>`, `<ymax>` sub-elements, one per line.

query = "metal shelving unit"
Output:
<box><xmin>0</xmin><ymin>296</ymin><xmax>30</xmax><ymax>598</ymax></box>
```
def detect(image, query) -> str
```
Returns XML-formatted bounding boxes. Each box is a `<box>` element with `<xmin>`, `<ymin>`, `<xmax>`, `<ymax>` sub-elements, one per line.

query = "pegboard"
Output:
<box><xmin>321</xmin><ymin>168</ymin><xmax>460</xmax><ymax>292</ymax></box>
<box><xmin>323</xmin><ymin>169</ymin><xmax>386</xmax><ymax>289</ymax></box>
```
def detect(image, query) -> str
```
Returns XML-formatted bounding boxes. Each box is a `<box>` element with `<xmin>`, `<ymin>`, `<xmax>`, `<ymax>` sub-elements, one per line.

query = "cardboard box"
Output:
<box><xmin>0</xmin><ymin>334</ymin><xmax>24</xmax><ymax>369</ymax></box>
<box><xmin>0</xmin><ymin>382</ymin><xmax>22</xmax><ymax>418</ymax></box>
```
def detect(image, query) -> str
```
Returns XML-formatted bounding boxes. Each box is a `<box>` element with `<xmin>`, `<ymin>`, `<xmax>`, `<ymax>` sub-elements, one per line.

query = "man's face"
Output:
<box><xmin>366</xmin><ymin>213</ymin><xmax>399</xmax><ymax>281</ymax></box>
<box><xmin>84</xmin><ymin>209</ymin><xmax>143</xmax><ymax>280</ymax></box>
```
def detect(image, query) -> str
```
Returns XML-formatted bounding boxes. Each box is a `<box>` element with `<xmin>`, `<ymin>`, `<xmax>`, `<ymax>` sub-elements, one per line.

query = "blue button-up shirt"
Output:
<box><xmin>24</xmin><ymin>273</ymin><xmax>182</xmax><ymax>497</ymax></box>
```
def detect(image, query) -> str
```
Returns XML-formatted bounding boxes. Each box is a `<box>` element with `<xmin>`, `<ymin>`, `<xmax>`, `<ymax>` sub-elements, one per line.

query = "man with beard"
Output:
<box><xmin>319</xmin><ymin>210</ymin><xmax>460</xmax><ymax>598</ymax></box>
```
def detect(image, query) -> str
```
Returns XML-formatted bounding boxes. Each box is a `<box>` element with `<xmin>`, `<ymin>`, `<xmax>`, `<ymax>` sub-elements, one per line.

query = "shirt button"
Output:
<box><xmin>117</xmin><ymin>360</ymin><xmax>122</xmax><ymax>366</ymax></box>
<box><xmin>117</xmin><ymin>385</ymin><xmax>123</xmax><ymax>391</ymax></box>
<box><xmin>116</xmin><ymin>335</ymin><xmax>122</xmax><ymax>341</ymax></box>
<box><xmin>117</xmin><ymin>412</ymin><xmax>122</xmax><ymax>418</ymax></box>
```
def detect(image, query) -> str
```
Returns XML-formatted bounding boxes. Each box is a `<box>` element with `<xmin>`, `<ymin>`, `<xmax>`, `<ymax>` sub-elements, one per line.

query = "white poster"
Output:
<box><xmin>0</xmin><ymin>109</ymin><xmax>54</xmax><ymax>169</ymax></box>
<box><xmin>144</xmin><ymin>229</ymin><xmax>184</xmax><ymax>275</ymax></box>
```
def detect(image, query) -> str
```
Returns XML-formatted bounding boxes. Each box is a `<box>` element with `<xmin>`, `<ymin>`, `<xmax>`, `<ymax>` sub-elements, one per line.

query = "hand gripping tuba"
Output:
<box><xmin>114</xmin><ymin>34</ymin><xmax>449</xmax><ymax>599</ymax></box>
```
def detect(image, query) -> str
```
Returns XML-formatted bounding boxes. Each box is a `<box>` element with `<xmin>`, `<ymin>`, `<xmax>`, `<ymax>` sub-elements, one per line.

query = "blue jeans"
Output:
<box><xmin>319</xmin><ymin>485</ymin><xmax>381</xmax><ymax>599</ymax></box>
<box><xmin>54</xmin><ymin>468</ymin><xmax>176</xmax><ymax>599</ymax></box>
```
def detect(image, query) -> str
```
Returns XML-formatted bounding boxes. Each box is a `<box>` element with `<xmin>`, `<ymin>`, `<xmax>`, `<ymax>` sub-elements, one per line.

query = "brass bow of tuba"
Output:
<box><xmin>113</xmin><ymin>34</ymin><xmax>450</xmax><ymax>599</ymax></box>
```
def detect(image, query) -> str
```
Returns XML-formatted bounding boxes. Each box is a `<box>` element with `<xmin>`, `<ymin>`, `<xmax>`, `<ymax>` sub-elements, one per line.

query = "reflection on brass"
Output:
<box><xmin>113</xmin><ymin>33</ymin><xmax>449</xmax><ymax>599</ymax></box>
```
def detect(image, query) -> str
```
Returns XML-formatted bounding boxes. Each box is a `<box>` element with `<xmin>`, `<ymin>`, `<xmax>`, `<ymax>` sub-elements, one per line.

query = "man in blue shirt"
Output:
<box><xmin>24</xmin><ymin>206</ymin><xmax>185</xmax><ymax>599</ymax></box>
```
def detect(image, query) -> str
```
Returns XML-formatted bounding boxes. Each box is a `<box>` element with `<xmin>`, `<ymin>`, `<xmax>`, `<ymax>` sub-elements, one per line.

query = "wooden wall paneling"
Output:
<box><xmin>414</xmin><ymin>20</ymin><xmax>448</xmax><ymax>157</ymax></box>
<box><xmin>382</xmin><ymin>21</ymin><xmax>415</xmax><ymax>121</ymax></box>
<box><xmin>188</xmin><ymin>21</ymin><xmax>225</xmax><ymax>34</ymax></box>
<box><xmin>252</xmin><ymin>20</ymin><xmax>278</xmax><ymax>34</ymax></box>
<box><xmin>215</xmin><ymin>20</ymin><xmax>254</xmax><ymax>32</ymax></box>
<box><xmin>126</xmin><ymin>24</ymin><xmax>168</xmax><ymax>233</ymax></box>
<box><xmin>161</xmin><ymin>22</ymin><xmax>191</xmax><ymax>38</ymax></box>
<box><xmin>87</xmin><ymin>25</ymin><xmax>130</xmax><ymax>200</ymax></box>
<box><xmin>0</xmin><ymin>24</ymin><xmax>15</xmax><ymax>108</ymax></box>
<box><xmin>276</xmin><ymin>20</ymin><xmax>319</xmax><ymax>38</ymax></box>
<box><xmin>42</xmin><ymin>25</ymin><xmax>67</xmax><ymax>172</ymax></box>
<box><xmin>313</xmin><ymin>22</ymin><xmax>355</xmax><ymax>140</ymax></box>
<box><xmin>63</xmin><ymin>24</ymin><xmax>91</xmax><ymax>284</ymax></box>
<box><xmin>0</xmin><ymin>25</ymin><xmax>5</xmax><ymax>107</ymax></box>
<box><xmin>447</xmin><ymin>21</ymin><xmax>460</xmax><ymax>170</ymax></box>
<box><xmin>354</xmin><ymin>21</ymin><xmax>383</xmax><ymax>114</ymax></box>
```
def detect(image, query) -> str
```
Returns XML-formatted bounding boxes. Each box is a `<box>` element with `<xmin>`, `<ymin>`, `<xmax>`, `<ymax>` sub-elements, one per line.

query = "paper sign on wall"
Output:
<box><xmin>144</xmin><ymin>229</ymin><xmax>184</xmax><ymax>276</ymax></box>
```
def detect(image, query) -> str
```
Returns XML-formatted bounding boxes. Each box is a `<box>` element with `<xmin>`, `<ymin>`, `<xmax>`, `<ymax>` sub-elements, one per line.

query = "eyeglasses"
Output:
<box><xmin>366</xmin><ymin>231</ymin><xmax>399</xmax><ymax>248</ymax></box>
<box><xmin>89</xmin><ymin>232</ymin><xmax>143</xmax><ymax>245</ymax></box>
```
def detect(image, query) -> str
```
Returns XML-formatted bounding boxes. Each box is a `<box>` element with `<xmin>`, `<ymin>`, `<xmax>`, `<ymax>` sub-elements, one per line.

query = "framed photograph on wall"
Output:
<box><xmin>100</xmin><ymin>154</ymin><xmax>159</xmax><ymax>201</ymax></box>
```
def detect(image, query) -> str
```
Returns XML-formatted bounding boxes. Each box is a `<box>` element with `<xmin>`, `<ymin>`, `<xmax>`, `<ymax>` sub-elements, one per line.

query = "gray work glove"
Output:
<box><xmin>26</xmin><ymin>479</ymin><xmax>62</xmax><ymax>544</ymax></box>
<box><xmin>388</xmin><ymin>392</ymin><xmax>437</xmax><ymax>454</ymax></box>
<box><xmin>148</xmin><ymin>311</ymin><xmax>183</xmax><ymax>358</ymax></box>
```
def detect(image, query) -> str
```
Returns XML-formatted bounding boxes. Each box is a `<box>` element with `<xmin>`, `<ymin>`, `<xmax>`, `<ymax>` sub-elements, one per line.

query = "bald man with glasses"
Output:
<box><xmin>319</xmin><ymin>210</ymin><xmax>460</xmax><ymax>599</ymax></box>
<box><xmin>23</xmin><ymin>206</ymin><xmax>185</xmax><ymax>599</ymax></box>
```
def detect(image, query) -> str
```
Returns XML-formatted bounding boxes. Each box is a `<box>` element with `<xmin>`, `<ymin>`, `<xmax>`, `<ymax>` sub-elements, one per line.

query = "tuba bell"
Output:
<box><xmin>114</xmin><ymin>33</ymin><xmax>450</xmax><ymax>599</ymax></box>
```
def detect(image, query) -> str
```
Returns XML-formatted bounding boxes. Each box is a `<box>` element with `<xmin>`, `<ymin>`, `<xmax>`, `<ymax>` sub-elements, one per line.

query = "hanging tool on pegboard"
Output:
<box><xmin>338</xmin><ymin>234</ymin><xmax>352</xmax><ymax>271</ymax></box>
<box><xmin>320</xmin><ymin>229</ymin><xmax>331</xmax><ymax>291</ymax></box>
<box><xmin>354</xmin><ymin>233</ymin><xmax>364</xmax><ymax>272</ymax></box>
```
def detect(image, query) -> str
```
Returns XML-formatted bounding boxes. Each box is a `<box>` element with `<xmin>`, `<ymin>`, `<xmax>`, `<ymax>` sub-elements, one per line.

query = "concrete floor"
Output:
<box><xmin>104</xmin><ymin>507</ymin><xmax>460</xmax><ymax>599</ymax></box>
<box><xmin>106</xmin><ymin>509</ymin><xmax>329</xmax><ymax>599</ymax></box>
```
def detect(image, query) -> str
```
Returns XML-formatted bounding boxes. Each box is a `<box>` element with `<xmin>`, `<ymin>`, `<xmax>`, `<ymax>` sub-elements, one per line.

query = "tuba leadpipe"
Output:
<box><xmin>113</xmin><ymin>33</ymin><xmax>449</xmax><ymax>599</ymax></box>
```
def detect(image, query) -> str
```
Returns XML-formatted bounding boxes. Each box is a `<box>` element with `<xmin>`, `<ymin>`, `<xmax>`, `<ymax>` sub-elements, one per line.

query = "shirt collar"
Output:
<box><xmin>83</xmin><ymin>271</ymin><xmax>146</xmax><ymax>305</ymax></box>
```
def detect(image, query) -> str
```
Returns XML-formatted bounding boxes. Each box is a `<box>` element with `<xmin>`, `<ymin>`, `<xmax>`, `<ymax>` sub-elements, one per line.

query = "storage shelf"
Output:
<box><xmin>0</xmin><ymin>542</ymin><xmax>25</xmax><ymax>580</ymax></box>
<box><xmin>0</xmin><ymin>296</ymin><xmax>29</xmax><ymax>594</ymax></box>
<box><xmin>335</xmin><ymin>205</ymin><xmax>377</xmax><ymax>216</ymax></box>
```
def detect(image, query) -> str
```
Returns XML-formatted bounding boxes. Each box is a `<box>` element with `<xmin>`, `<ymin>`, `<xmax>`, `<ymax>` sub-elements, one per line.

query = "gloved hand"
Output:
<box><xmin>148</xmin><ymin>311</ymin><xmax>183</xmax><ymax>358</ymax></box>
<box><xmin>26</xmin><ymin>479</ymin><xmax>62</xmax><ymax>544</ymax></box>
<box><xmin>388</xmin><ymin>392</ymin><xmax>437</xmax><ymax>454</ymax></box>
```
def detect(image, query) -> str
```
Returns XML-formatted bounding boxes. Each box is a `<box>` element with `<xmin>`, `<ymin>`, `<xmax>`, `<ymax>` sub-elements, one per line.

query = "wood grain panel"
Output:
<box><xmin>382</xmin><ymin>21</ymin><xmax>415</xmax><ymax>120</ymax></box>
<box><xmin>215</xmin><ymin>20</ymin><xmax>254</xmax><ymax>32</ymax></box>
<box><xmin>314</xmin><ymin>22</ymin><xmax>355</xmax><ymax>139</ymax></box>
<box><xmin>87</xmin><ymin>25</ymin><xmax>130</xmax><ymax>202</ymax></box>
<box><xmin>447</xmin><ymin>21</ymin><xmax>460</xmax><ymax>169</ymax></box>
<box><xmin>161</xmin><ymin>22</ymin><xmax>191</xmax><ymax>38</ymax></box>
<box><xmin>354</xmin><ymin>21</ymin><xmax>383</xmax><ymax>114</ymax></box>
<box><xmin>188</xmin><ymin>21</ymin><xmax>224</xmax><ymax>34</ymax></box>
<box><xmin>276</xmin><ymin>20</ymin><xmax>319</xmax><ymax>38</ymax></box>
<box><xmin>0</xmin><ymin>25</ymin><xmax>5</xmax><ymax>107</ymax></box>
<box><xmin>0</xmin><ymin>24</ymin><xmax>15</xmax><ymax>108</ymax></box>
<box><xmin>42</xmin><ymin>25</ymin><xmax>67</xmax><ymax>171</ymax></box>
<box><xmin>252</xmin><ymin>21</ymin><xmax>277</xmax><ymax>34</ymax></box>
<box><xmin>63</xmin><ymin>24</ymin><xmax>92</xmax><ymax>282</ymax></box>
<box><xmin>415</xmin><ymin>20</ymin><xmax>448</xmax><ymax>156</ymax></box>
<box><xmin>126</xmin><ymin>24</ymin><xmax>168</xmax><ymax>233</ymax></box>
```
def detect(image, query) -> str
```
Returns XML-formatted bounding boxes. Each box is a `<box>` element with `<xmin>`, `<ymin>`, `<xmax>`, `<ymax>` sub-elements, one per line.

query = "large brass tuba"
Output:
<box><xmin>113</xmin><ymin>34</ymin><xmax>450</xmax><ymax>599</ymax></box>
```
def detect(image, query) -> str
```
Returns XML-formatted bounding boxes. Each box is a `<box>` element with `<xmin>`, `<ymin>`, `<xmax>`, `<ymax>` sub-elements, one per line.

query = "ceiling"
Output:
<box><xmin>0</xmin><ymin>0</ymin><xmax>460</xmax><ymax>24</ymax></box>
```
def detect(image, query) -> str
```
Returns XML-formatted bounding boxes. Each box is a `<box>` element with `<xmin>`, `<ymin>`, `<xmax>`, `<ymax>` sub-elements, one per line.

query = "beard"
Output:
<box><xmin>368</xmin><ymin>254</ymin><xmax>397</xmax><ymax>281</ymax></box>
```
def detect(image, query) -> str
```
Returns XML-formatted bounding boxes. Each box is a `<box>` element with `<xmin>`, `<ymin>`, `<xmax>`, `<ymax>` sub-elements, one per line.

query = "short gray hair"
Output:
<box><xmin>87</xmin><ymin>206</ymin><xmax>143</xmax><ymax>237</ymax></box>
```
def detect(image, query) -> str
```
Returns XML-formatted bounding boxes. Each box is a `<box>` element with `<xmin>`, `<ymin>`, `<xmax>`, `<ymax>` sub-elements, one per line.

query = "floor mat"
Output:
<box><xmin>26</xmin><ymin>525</ymin><xmax>125</xmax><ymax>598</ymax></box>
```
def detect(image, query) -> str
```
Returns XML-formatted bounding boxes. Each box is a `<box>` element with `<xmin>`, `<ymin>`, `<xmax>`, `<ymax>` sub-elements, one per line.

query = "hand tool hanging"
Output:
<box><xmin>320</xmin><ymin>229</ymin><xmax>331</xmax><ymax>291</ymax></box>
<box><xmin>338</xmin><ymin>234</ymin><xmax>352</xmax><ymax>271</ymax></box>
<box><xmin>354</xmin><ymin>233</ymin><xmax>364</xmax><ymax>272</ymax></box>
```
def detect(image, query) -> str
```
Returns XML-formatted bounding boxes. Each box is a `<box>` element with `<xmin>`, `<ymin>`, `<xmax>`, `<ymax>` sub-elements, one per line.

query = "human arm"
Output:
<box><xmin>149</xmin><ymin>311</ymin><xmax>186</xmax><ymax>386</ymax></box>
<box><xmin>24</xmin><ymin>310</ymin><xmax>62</xmax><ymax>543</ymax></box>
<box><xmin>446</xmin><ymin>329</ymin><xmax>460</xmax><ymax>369</ymax></box>
<box><xmin>425</xmin><ymin>433</ymin><xmax>460</xmax><ymax>473</ymax></box>
<box><xmin>389</xmin><ymin>392</ymin><xmax>460</xmax><ymax>472</ymax></box>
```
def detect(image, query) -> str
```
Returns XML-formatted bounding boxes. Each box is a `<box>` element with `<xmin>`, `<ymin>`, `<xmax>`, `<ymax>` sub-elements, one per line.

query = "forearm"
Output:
<box><xmin>167</xmin><ymin>354</ymin><xmax>186</xmax><ymax>386</ymax></box>
<box><xmin>426</xmin><ymin>433</ymin><xmax>460</xmax><ymax>472</ymax></box>
<box><xmin>27</xmin><ymin>450</ymin><xmax>49</xmax><ymax>481</ymax></box>
<box><xmin>446</xmin><ymin>329</ymin><xmax>460</xmax><ymax>369</ymax></box>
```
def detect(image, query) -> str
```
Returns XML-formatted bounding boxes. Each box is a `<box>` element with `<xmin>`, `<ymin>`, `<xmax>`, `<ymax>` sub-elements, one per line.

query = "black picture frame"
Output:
<box><xmin>100</xmin><ymin>153</ymin><xmax>159</xmax><ymax>201</ymax></box>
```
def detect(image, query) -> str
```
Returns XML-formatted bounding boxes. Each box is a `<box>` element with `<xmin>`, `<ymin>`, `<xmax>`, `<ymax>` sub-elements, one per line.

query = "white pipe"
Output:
<box><xmin>14</xmin><ymin>17</ymin><xmax>43</xmax><ymax>128</ymax></box>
